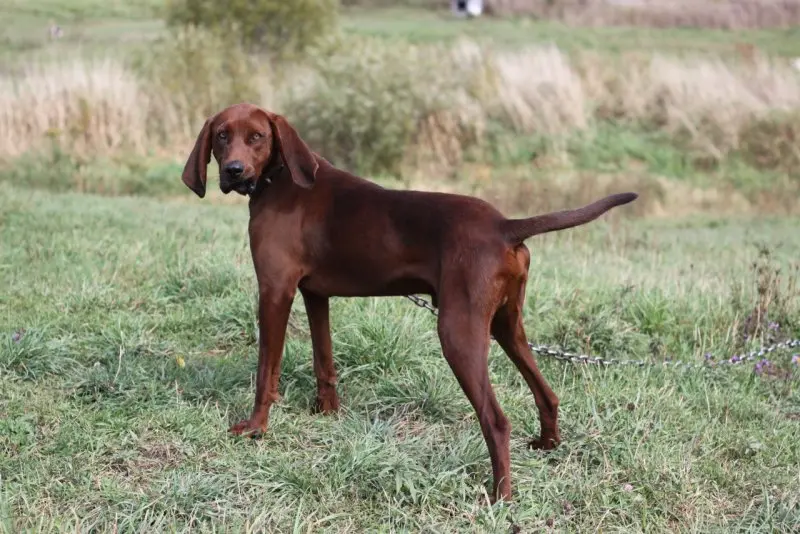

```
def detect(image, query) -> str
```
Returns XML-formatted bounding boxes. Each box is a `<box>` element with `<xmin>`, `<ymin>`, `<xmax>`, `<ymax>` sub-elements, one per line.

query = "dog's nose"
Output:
<box><xmin>223</xmin><ymin>160</ymin><xmax>245</xmax><ymax>178</ymax></box>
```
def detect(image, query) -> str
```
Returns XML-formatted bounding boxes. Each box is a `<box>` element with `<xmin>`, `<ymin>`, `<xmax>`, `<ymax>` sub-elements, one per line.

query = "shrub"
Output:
<box><xmin>282</xmin><ymin>37</ymin><xmax>485</xmax><ymax>176</ymax></box>
<box><xmin>131</xmin><ymin>26</ymin><xmax>262</xmax><ymax>141</ymax></box>
<box><xmin>164</xmin><ymin>0</ymin><xmax>340</xmax><ymax>60</ymax></box>
<box><xmin>738</xmin><ymin>111</ymin><xmax>800</xmax><ymax>174</ymax></box>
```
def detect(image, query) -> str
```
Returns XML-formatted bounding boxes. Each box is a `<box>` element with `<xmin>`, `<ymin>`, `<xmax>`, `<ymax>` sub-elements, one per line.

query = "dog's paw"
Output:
<box><xmin>528</xmin><ymin>434</ymin><xmax>560</xmax><ymax>451</ymax></box>
<box><xmin>228</xmin><ymin>419</ymin><xmax>267</xmax><ymax>438</ymax></box>
<box><xmin>312</xmin><ymin>395</ymin><xmax>340</xmax><ymax>415</ymax></box>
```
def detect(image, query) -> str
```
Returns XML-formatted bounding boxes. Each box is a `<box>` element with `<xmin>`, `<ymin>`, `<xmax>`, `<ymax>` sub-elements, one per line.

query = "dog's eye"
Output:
<box><xmin>217</xmin><ymin>132</ymin><xmax>228</xmax><ymax>141</ymax></box>
<box><xmin>249</xmin><ymin>133</ymin><xmax>262</xmax><ymax>143</ymax></box>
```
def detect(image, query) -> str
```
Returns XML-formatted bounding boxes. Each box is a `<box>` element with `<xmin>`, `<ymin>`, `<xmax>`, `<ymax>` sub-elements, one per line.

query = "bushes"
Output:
<box><xmin>738</xmin><ymin>111</ymin><xmax>800</xmax><ymax>174</ymax></box>
<box><xmin>282</xmin><ymin>37</ymin><xmax>485</xmax><ymax>176</ymax></box>
<box><xmin>132</xmin><ymin>26</ymin><xmax>262</xmax><ymax>139</ymax></box>
<box><xmin>164</xmin><ymin>0</ymin><xmax>339</xmax><ymax>60</ymax></box>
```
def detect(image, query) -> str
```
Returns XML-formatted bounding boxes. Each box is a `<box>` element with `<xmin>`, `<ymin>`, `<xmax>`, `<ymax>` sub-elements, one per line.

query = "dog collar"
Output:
<box><xmin>249</xmin><ymin>161</ymin><xmax>285</xmax><ymax>196</ymax></box>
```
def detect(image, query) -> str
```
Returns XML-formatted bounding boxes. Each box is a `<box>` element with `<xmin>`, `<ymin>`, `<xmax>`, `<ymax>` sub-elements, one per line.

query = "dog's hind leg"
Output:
<box><xmin>437</xmin><ymin>276</ymin><xmax>512</xmax><ymax>502</ymax></box>
<box><xmin>491</xmin><ymin>246</ymin><xmax>560</xmax><ymax>450</ymax></box>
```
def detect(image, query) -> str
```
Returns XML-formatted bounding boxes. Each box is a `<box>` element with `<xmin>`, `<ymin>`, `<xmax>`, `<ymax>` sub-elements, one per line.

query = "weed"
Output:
<box><xmin>737</xmin><ymin>245</ymin><xmax>800</xmax><ymax>345</ymax></box>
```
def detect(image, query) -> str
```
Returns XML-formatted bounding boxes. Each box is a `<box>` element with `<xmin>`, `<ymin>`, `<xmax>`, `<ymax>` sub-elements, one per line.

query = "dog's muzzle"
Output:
<box><xmin>220</xmin><ymin>160</ymin><xmax>257</xmax><ymax>196</ymax></box>
<box><xmin>221</xmin><ymin>176</ymin><xmax>257</xmax><ymax>196</ymax></box>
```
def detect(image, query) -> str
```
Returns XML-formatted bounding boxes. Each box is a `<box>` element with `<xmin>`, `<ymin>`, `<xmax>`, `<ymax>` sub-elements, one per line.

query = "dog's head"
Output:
<box><xmin>181</xmin><ymin>103</ymin><xmax>318</xmax><ymax>198</ymax></box>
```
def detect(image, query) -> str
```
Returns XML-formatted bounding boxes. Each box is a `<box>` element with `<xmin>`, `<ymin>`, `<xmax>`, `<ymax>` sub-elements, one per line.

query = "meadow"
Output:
<box><xmin>2</xmin><ymin>1</ymin><xmax>800</xmax><ymax>532</ymax></box>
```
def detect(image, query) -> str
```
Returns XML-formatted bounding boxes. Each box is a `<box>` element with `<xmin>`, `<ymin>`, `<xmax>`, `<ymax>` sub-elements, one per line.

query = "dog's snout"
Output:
<box><xmin>224</xmin><ymin>160</ymin><xmax>245</xmax><ymax>178</ymax></box>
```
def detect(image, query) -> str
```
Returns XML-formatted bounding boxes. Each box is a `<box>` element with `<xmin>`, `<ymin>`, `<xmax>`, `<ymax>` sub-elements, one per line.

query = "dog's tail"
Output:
<box><xmin>501</xmin><ymin>192</ymin><xmax>638</xmax><ymax>244</ymax></box>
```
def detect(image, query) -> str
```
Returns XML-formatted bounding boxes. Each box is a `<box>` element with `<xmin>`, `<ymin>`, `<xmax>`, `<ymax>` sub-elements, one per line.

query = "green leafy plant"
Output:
<box><xmin>282</xmin><ymin>37</ymin><xmax>484</xmax><ymax>176</ymax></box>
<box><xmin>131</xmin><ymin>25</ymin><xmax>261</xmax><ymax>136</ymax></box>
<box><xmin>164</xmin><ymin>0</ymin><xmax>340</xmax><ymax>60</ymax></box>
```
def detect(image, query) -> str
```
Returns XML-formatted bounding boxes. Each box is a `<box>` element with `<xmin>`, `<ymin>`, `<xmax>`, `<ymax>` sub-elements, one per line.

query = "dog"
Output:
<box><xmin>180</xmin><ymin>102</ymin><xmax>637</xmax><ymax>501</ymax></box>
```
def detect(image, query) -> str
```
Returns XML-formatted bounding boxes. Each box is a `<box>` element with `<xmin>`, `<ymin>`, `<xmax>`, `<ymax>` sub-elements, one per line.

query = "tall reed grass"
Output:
<box><xmin>2</xmin><ymin>35</ymin><xmax>798</xmax><ymax>175</ymax></box>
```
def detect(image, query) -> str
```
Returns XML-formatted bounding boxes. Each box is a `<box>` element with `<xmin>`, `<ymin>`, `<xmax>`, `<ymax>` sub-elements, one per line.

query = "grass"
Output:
<box><xmin>2</xmin><ymin>184</ymin><xmax>800</xmax><ymax>532</ymax></box>
<box><xmin>341</xmin><ymin>7</ymin><xmax>800</xmax><ymax>58</ymax></box>
<box><xmin>0</xmin><ymin>0</ymin><xmax>162</xmax><ymax>64</ymax></box>
<box><xmin>1</xmin><ymin>0</ymin><xmax>161</xmax><ymax>19</ymax></box>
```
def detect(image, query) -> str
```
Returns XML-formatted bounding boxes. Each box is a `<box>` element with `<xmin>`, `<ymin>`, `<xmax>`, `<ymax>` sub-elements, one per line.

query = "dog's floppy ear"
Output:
<box><xmin>268</xmin><ymin>113</ymin><xmax>318</xmax><ymax>189</ymax></box>
<box><xmin>182</xmin><ymin>116</ymin><xmax>214</xmax><ymax>198</ymax></box>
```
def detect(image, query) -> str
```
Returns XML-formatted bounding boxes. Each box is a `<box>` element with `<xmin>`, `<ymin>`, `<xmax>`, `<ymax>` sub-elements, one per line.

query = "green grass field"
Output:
<box><xmin>341</xmin><ymin>8</ymin><xmax>800</xmax><ymax>57</ymax></box>
<box><xmin>2</xmin><ymin>184</ymin><xmax>799</xmax><ymax>532</ymax></box>
<box><xmin>2</xmin><ymin>1</ymin><xmax>800</xmax><ymax>532</ymax></box>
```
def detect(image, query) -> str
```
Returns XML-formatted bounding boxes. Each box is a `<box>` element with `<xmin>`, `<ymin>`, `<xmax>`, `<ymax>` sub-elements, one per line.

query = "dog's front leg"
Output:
<box><xmin>229</xmin><ymin>285</ymin><xmax>296</xmax><ymax>437</ymax></box>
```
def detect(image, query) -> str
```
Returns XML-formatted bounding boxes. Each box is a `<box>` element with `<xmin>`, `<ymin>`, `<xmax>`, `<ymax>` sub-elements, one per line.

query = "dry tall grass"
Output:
<box><xmin>0</xmin><ymin>60</ymin><xmax>149</xmax><ymax>157</ymax></box>
<box><xmin>580</xmin><ymin>52</ymin><xmax>800</xmax><ymax>159</ymax></box>
<box><xmin>1</xmin><ymin>37</ymin><xmax>799</xmax><ymax>178</ymax></box>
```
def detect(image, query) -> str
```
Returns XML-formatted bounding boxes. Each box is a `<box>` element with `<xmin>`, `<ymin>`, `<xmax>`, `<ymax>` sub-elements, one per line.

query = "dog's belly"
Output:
<box><xmin>299</xmin><ymin>263</ymin><xmax>436</xmax><ymax>299</ymax></box>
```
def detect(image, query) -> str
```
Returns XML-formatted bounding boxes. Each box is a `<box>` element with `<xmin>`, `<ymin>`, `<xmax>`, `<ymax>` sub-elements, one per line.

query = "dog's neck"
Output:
<box><xmin>247</xmin><ymin>161</ymin><xmax>295</xmax><ymax>218</ymax></box>
<box><xmin>247</xmin><ymin>152</ymin><xmax>327</xmax><ymax>215</ymax></box>
<box><xmin>249</xmin><ymin>150</ymin><xmax>285</xmax><ymax>199</ymax></box>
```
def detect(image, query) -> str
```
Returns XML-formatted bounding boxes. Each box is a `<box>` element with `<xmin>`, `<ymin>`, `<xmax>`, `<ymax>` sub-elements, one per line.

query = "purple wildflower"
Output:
<box><xmin>11</xmin><ymin>330</ymin><xmax>23</xmax><ymax>343</ymax></box>
<box><xmin>704</xmin><ymin>352</ymin><xmax>713</xmax><ymax>361</ymax></box>
<box><xmin>754</xmin><ymin>358</ymin><xmax>771</xmax><ymax>375</ymax></box>
<box><xmin>792</xmin><ymin>355</ymin><xmax>799</xmax><ymax>366</ymax></box>
<box><xmin>730</xmin><ymin>355</ymin><xmax>741</xmax><ymax>363</ymax></box>
<box><xmin>768</xmin><ymin>322</ymin><xmax>779</xmax><ymax>331</ymax></box>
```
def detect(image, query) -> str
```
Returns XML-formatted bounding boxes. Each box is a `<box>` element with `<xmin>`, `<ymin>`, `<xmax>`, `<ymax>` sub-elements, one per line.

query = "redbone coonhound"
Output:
<box><xmin>181</xmin><ymin>102</ymin><xmax>637</xmax><ymax>502</ymax></box>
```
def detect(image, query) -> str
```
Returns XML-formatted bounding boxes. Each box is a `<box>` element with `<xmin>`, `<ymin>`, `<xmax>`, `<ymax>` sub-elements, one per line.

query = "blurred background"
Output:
<box><xmin>2</xmin><ymin>0</ymin><xmax>799</xmax><ymax>216</ymax></box>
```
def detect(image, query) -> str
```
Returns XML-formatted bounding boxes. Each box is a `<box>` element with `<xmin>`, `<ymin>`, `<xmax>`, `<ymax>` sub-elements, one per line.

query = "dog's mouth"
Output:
<box><xmin>220</xmin><ymin>176</ymin><xmax>257</xmax><ymax>196</ymax></box>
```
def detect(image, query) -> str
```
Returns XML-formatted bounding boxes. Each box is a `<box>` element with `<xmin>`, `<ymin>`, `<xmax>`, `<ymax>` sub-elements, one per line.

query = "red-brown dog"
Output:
<box><xmin>181</xmin><ymin>102</ymin><xmax>637</xmax><ymax>502</ymax></box>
